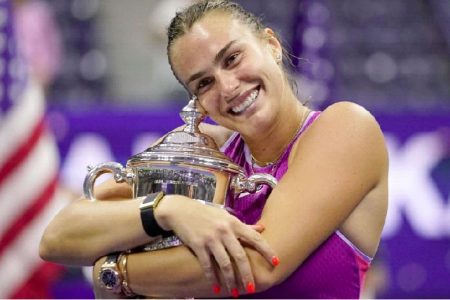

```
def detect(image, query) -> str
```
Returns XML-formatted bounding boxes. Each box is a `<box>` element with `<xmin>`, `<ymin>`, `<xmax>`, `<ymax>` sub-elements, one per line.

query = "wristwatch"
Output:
<box><xmin>139</xmin><ymin>191</ymin><xmax>173</xmax><ymax>237</ymax></box>
<box><xmin>98</xmin><ymin>252</ymin><xmax>123</xmax><ymax>294</ymax></box>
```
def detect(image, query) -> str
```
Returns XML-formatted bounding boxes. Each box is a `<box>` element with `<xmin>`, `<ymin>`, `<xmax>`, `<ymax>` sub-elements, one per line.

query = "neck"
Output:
<box><xmin>246</xmin><ymin>102</ymin><xmax>308</xmax><ymax>166</ymax></box>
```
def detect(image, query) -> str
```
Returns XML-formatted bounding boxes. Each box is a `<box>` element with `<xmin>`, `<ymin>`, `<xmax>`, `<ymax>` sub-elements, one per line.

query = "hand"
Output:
<box><xmin>155</xmin><ymin>195</ymin><xmax>278</xmax><ymax>296</ymax></box>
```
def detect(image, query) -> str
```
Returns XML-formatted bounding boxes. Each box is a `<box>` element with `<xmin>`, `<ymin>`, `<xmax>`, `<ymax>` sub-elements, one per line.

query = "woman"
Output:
<box><xmin>40</xmin><ymin>0</ymin><xmax>388</xmax><ymax>298</ymax></box>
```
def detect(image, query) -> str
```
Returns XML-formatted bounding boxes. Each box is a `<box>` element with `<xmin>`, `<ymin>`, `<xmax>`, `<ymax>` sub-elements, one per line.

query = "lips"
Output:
<box><xmin>229</xmin><ymin>86</ymin><xmax>260</xmax><ymax>115</ymax></box>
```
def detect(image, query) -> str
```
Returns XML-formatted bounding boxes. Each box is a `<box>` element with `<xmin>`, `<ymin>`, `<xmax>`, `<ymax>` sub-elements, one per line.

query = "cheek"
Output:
<box><xmin>199</xmin><ymin>96</ymin><xmax>235</xmax><ymax>127</ymax></box>
<box><xmin>198</xmin><ymin>93</ymin><xmax>221</xmax><ymax>115</ymax></box>
<box><xmin>261</xmin><ymin>62</ymin><xmax>285</xmax><ymax>93</ymax></box>
<box><xmin>240</xmin><ymin>53</ymin><xmax>280</xmax><ymax>84</ymax></box>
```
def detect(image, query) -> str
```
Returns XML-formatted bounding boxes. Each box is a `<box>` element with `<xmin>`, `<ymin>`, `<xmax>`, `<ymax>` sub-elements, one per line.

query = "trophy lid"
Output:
<box><xmin>128</xmin><ymin>98</ymin><xmax>242</xmax><ymax>174</ymax></box>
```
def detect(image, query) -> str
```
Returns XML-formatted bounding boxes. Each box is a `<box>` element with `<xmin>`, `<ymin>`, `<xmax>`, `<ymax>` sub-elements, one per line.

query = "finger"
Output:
<box><xmin>208</xmin><ymin>242</ymin><xmax>238</xmax><ymax>297</ymax></box>
<box><xmin>249</xmin><ymin>223</ymin><xmax>265</xmax><ymax>233</ymax></box>
<box><xmin>223</xmin><ymin>233</ymin><xmax>256</xmax><ymax>295</ymax></box>
<box><xmin>237</xmin><ymin>224</ymin><xmax>280</xmax><ymax>267</ymax></box>
<box><xmin>192</xmin><ymin>248</ymin><xmax>221</xmax><ymax>295</ymax></box>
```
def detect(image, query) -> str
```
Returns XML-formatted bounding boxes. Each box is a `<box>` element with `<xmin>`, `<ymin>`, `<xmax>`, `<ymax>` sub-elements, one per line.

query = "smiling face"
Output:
<box><xmin>169</xmin><ymin>12</ymin><xmax>292</xmax><ymax>137</ymax></box>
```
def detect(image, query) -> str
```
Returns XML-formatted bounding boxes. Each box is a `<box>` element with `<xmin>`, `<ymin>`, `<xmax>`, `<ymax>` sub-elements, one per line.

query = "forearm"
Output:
<box><xmin>93</xmin><ymin>244</ymin><xmax>275</xmax><ymax>299</ymax></box>
<box><xmin>40</xmin><ymin>198</ymin><xmax>153</xmax><ymax>265</ymax></box>
<box><xmin>129</xmin><ymin>246</ymin><xmax>211</xmax><ymax>298</ymax></box>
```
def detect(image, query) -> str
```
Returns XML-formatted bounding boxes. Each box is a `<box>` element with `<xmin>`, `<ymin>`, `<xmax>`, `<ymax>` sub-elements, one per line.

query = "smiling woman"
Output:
<box><xmin>39</xmin><ymin>0</ymin><xmax>388</xmax><ymax>298</ymax></box>
<box><xmin>168</xmin><ymin>10</ymin><xmax>295</xmax><ymax>148</ymax></box>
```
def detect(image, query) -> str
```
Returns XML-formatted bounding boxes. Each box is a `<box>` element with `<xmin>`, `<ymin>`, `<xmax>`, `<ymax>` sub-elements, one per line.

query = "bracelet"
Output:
<box><xmin>118</xmin><ymin>252</ymin><xmax>138</xmax><ymax>298</ymax></box>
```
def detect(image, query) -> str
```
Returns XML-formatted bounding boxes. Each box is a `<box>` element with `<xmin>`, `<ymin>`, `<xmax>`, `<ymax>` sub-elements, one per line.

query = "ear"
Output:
<box><xmin>263</xmin><ymin>28</ymin><xmax>282</xmax><ymax>55</ymax></box>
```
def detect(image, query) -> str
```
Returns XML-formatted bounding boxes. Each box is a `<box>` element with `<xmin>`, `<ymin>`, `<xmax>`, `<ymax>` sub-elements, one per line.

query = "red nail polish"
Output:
<box><xmin>246</xmin><ymin>282</ymin><xmax>255</xmax><ymax>293</ymax></box>
<box><xmin>231</xmin><ymin>288</ymin><xmax>239</xmax><ymax>298</ymax></box>
<box><xmin>213</xmin><ymin>284</ymin><xmax>221</xmax><ymax>294</ymax></box>
<box><xmin>271</xmin><ymin>256</ymin><xmax>280</xmax><ymax>267</ymax></box>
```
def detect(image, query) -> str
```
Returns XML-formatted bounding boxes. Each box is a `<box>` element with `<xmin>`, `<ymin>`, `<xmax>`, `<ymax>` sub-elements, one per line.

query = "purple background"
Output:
<box><xmin>46</xmin><ymin>104</ymin><xmax>450</xmax><ymax>298</ymax></box>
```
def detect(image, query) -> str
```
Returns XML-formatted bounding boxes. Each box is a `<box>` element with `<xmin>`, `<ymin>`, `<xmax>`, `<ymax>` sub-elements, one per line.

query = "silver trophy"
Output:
<box><xmin>83</xmin><ymin>97</ymin><xmax>277</xmax><ymax>251</ymax></box>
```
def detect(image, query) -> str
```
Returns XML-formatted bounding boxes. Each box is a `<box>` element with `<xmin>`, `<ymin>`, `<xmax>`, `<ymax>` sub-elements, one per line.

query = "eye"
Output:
<box><xmin>225</xmin><ymin>52</ymin><xmax>240</xmax><ymax>67</ymax></box>
<box><xmin>197</xmin><ymin>77</ymin><xmax>214</xmax><ymax>93</ymax></box>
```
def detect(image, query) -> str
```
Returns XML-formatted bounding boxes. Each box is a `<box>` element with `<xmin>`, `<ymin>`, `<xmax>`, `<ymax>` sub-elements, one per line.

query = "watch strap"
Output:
<box><xmin>105</xmin><ymin>252</ymin><xmax>120</xmax><ymax>265</ymax></box>
<box><xmin>139</xmin><ymin>192</ymin><xmax>173</xmax><ymax>237</ymax></box>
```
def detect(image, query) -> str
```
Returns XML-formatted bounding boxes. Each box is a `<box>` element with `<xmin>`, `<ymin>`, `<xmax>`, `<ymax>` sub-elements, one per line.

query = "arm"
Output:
<box><xmin>252</xmin><ymin>102</ymin><xmax>388</xmax><ymax>282</ymax></box>
<box><xmin>93</xmin><ymin>102</ymin><xmax>388</xmax><ymax>298</ymax></box>
<box><xmin>39</xmin><ymin>181</ymin><xmax>155</xmax><ymax>265</ymax></box>
<box><xmin>40</xmin><ymin>124</ymin><xmax>233</xmax><ymax>266</ymax></box>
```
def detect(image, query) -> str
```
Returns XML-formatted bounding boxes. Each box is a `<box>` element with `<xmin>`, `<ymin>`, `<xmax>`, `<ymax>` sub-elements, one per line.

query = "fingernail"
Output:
<box><xmin>246</xmin><ymin>282</ymin><xmax>255</xmax><ymax>293</ymax></box>
<box><xmin>212</xmin><ymin>284</ymin><xmax>221</xmax><ymax>294</ymax></box>
<box><xmin>231</xmin><ymin>288</ymin><xmax>239</xmax><ymax>298</ymax></box>
<box><xmin>271</xmin><ymin>256</ymin><xmax>280</xmax><ymax>267</ymax></box>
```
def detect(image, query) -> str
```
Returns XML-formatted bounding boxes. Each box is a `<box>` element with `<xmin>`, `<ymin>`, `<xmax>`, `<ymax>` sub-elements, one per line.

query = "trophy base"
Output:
<box><xmin>143</xmin><ymin>235</ymin><xmax>183</xmax><ymax>251</ymax></box>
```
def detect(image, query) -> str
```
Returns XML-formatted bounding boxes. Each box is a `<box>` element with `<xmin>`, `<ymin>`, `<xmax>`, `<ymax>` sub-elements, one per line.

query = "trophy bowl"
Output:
<box><xmin>83</xmin><ymin>98</ymin><xmax>277</xmax><ymax>251</ymax></box>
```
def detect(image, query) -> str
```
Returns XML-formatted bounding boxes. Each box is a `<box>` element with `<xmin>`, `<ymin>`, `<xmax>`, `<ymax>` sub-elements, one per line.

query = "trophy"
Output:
<box><xmin>83</xmin><ymin>97</ymin><xmax>277</xmax><ymax>250</ymax></box>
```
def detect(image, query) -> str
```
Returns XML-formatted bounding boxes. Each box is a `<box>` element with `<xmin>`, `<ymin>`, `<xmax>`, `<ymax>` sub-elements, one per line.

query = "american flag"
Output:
<box><xmin>0</xmin><ymin>0</ymin><xmax>65</xmax><ymax>297</ymax></box>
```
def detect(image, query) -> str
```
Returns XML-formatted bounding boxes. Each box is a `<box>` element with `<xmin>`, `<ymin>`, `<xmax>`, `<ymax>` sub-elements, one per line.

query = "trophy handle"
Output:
<box><xmin>83</xmin><ymin>162</ymin><xmax>134</xmax><ymax>200</ymax></box>
<box><xmin>231</xmin><ymin>173</ymin><xmax>278</xmax><ymax>194</ymax></box>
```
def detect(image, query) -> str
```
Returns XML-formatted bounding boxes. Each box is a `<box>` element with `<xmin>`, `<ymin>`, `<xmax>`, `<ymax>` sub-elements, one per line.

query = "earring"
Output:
<box><xmin>275</xmin><ymin>52</ymin><xmax>282</xmax><ymax>63</ymax></box>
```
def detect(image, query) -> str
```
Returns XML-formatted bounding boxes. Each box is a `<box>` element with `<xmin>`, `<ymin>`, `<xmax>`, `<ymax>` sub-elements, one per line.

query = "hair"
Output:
<box><xmin>166</xmin><ymin>0</ymin><xmax>298</xmax><ymax>95</ymax></box>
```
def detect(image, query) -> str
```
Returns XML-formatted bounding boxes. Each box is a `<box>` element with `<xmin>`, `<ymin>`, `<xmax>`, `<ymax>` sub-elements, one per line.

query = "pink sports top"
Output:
<box><xmin>220</xmin><ymin>111</ymin><xmax>372</xmax><ymax>298</ymax></box>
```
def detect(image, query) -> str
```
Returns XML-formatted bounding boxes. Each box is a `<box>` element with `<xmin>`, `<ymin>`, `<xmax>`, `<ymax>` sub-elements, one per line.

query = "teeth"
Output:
<box><xmin>231</xmin><ymin>90</ymin><xmax>258</xmax><ymax>113</ymax></box>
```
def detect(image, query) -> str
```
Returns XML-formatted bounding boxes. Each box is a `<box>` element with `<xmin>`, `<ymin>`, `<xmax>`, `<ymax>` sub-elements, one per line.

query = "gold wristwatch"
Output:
<box><xmin>98</xmin><ymin>252</ymin><xmax>123</xmax><ymax>294</ymax></box>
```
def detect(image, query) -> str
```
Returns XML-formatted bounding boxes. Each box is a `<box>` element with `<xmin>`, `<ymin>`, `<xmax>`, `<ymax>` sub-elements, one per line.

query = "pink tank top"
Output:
<box><xmin>220</xmin><ymin>111</ymin><xmax>371</xmax><ymax>298</ymax></box>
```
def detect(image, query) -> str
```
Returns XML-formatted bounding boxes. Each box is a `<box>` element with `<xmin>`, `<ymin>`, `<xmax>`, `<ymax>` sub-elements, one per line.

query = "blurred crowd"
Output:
<box><xmin>14</xmin><ymin>0</ymin><xmax>450</xmax><ymax>111</ymax></box>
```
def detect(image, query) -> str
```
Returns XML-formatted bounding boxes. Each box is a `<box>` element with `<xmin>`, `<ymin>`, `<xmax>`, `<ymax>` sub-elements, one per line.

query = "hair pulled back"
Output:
<box><xmin>166</xmin><ymin>0</ymin><xmax>297</xmax><ymax>94</ymax></box>
<box><xmin>167</xmin><ymin>0</ymin><xmax>264</xmax><ymax>52</ymax></box>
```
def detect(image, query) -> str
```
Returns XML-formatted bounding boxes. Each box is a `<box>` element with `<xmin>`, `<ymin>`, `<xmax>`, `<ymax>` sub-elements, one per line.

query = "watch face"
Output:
<box><xmin>100</xmin><ymin>269</ymin><xmax>120</xmax><ymax>289</ymax></box>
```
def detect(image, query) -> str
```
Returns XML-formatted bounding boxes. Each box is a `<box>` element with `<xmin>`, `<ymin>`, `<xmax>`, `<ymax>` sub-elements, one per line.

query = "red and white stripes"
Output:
<box><xmin>0</xmin><ymin>80</ymin><xmax>65</xmax><ymax>298</ymax></box>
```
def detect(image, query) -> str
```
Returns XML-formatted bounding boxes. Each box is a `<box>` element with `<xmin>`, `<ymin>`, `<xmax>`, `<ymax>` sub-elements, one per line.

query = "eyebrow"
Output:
<box><xmin>186</xmin><ymin>40</ymin><xmax>238</xmax><ymax>87</ymax></box>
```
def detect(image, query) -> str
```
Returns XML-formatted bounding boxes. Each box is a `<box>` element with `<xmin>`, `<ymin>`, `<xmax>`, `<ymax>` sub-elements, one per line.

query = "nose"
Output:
<box><xmin>217</xmin><ymin>70</ymin><xmax>239</xmax><ymax>102</ymax></box>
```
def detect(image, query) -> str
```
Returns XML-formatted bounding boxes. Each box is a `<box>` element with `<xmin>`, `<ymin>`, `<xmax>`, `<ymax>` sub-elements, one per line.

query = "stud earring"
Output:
<box><xmin>275</xmin><ymin>52</ymin><xmax>282</xmax><ymax>63</ymax></box>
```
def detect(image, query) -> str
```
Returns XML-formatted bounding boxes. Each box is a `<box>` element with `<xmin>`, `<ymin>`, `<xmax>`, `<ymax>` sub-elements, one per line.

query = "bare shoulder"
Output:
<box><xmin>260</xmin><ymin>101</ymin><xmax>388</xmax><ymax>265</ymax></box>
<box><xmin>308</xmin><ymin>101</ymin><xmax>384</xmax><ymax>144</ymax></box>
<box><xmin>310</xmin><ymin>102</ymin><xmax>388</xmax><ymax>254</ymax></box>
<box><xmin>199</xmin><ymin>123</ymin><xmax>234</xmax><ymax>148</ymax></box>
<box><xmin>320</xmin><ymin>101</ymin><xmax>380</xmax><ymax>129</ymax></box>
<box><xmin>293</xmin><ymin>101</ymin><xmax>388</xmax><ymax>179</ymax></box>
